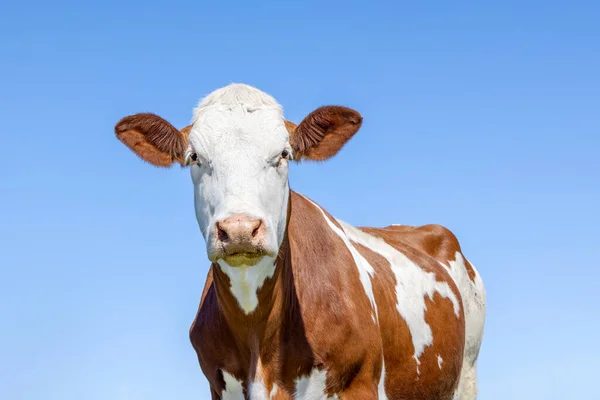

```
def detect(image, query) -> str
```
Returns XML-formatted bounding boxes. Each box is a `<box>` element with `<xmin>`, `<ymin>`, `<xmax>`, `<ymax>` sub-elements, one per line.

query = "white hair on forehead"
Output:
<box><xmin>192</xmin><ymin>83</ymin><xmax>283</xmax><ymax>122</ymax></box>
<box><xmin>188</xmin><ymin>83</ymin><xmax>289</xmax><ymax>160</ymax></box>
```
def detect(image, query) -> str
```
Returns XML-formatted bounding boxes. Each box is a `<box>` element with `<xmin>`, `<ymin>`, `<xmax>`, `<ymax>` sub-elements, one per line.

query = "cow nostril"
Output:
<box><xmin>251</xmin><ymin>220</ymin><xmax>262</xmax><ymax>238</ymax></box>
<box><xmin>216</xmin><ymin>223</ymin><xmax>229</xmax><ymax>242</ymax></box>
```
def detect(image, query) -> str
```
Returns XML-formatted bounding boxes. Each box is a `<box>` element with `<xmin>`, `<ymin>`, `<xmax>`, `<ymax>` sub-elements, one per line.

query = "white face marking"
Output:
<box><xmin>302</xmin><ymin>197</ymin><xmax>379</xmax><ymax>323</ymax></box>
<box><xmin>217</xmin><ymin>256</ymin><xmax>277</xmax><ymax>314</ymax></box>
<box><xmin>437</xmin><ymin>354</ymin><xmax>444</xmax><ymax>369</ymax></box>
<box><xmin>333</xmin><ymin>219</ymin><xmax>461</xmax><ymax>369</ymax></box>
<box><xmin>188</xmin><ymin>83</ymin><xmax>292</xmax><ymax>264</ymax></box>
<box><xmin>294</xmin><ymin>368</ymin><xmax>338</xmax><ymax>400</ymax></box>
<box><xmin>221</xmin><ymin>370</ymin><xmax>244</xmax><ymax>400</ymax></box>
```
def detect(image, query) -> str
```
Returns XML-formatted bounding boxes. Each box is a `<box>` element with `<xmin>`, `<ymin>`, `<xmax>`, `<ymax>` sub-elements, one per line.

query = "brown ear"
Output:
<box><xmin>284</xmin><ymin>120</ymin><xmax>297</xmax><ymax>134</ymax></box>
<box><xmin>289</xmin><ymin>106</ymin><xmax>362</xmax><ymax>161</ymax></box>
<box><xmin>115</xmin><ymin>113</ymin><xmax>192</xmax><ymax>167</ymax></box>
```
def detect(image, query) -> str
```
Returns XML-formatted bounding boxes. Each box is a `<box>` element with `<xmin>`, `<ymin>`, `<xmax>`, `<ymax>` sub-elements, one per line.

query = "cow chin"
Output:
<box><xmin>223</xmin><ymin>253</ymin><xmax>262</xmax><ymax>267</ymax></box>
<box><xmin>209</xmin><ymin>249</ymin><xmax>276</xmax><ymax>268</ymax></box>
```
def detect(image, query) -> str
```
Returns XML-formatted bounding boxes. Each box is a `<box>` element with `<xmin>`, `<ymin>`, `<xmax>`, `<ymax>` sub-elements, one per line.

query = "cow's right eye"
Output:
<box><xmin>187</xmin><ymin>152</ymin><xmax>201</xmax><ymax>166</ymax></box>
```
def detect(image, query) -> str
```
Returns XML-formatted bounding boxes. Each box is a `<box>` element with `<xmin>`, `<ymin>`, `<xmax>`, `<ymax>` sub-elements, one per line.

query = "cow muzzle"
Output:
<box><xmin>209</xmin><ymin>214</ymin><xmax>274</xmax><ymax>267</ymax></box>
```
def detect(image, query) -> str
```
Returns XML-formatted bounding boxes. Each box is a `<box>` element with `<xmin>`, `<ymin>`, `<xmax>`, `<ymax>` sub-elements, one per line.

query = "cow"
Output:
<box><xmin>114</xmin><ymin>83</ymin><xmax>486</xmax><ymax>399</ymax></box>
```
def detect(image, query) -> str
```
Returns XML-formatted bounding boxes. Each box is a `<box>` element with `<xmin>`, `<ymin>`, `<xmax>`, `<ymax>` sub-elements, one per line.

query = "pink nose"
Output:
<box><xmin>215</xmin><ymin>214</ymin><xmax>265</xmax><ymax>254</ymax></box>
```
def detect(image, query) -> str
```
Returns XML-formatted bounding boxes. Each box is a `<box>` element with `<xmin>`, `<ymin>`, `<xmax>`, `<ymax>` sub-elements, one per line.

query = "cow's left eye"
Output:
<box><xmin>281</xmin><ymin>150</ymin><xmax>290</xmax><ymax>159</ymax></box>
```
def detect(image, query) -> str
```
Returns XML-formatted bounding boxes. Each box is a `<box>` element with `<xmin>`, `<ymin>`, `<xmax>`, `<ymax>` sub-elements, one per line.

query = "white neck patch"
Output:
<box><xmin>217</xmin><ymin>256</ymin><xmax>277</xmax><ymax>314</ymax></box>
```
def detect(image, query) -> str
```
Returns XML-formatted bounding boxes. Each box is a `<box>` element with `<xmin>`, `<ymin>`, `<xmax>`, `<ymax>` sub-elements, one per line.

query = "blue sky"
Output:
<box><xmin>1</xmin><ymin>1</ymin><xmax>599</xmax><ymax>399</ymax></box>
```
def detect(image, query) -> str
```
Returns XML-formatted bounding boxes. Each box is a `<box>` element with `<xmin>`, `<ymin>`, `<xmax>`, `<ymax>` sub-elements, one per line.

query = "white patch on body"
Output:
<box><xmin>222</xmin><ymin>370</ymin><xmax>244</xmax><ymax>400</ymax></box>
<box><xmin>444</xmin><ymin>253</ymin><xmax>486</xmax><ymax>365</ymax></box>
<box><xmin>294</xmin><ymin>368</ymin><xmax>338</xmax><ymax>400</ymax></box>
<box><xmin>437</xmin><ymin>354</ymin><xmax>443</xmax><ymax>369</ymax></box>
<box><xmin>249</xmin><ymin>381</ymin><xmax>268</xmax><ymax>399</ymax></box>
<box><xmin>443</xmin><ymin>252</ymin><xmax>486</xmax><ymax>400</ymax></box>
<box><xmin>302</xmin><ymin>197</ymin><xmax>379</xmax><ymax>323</ymax></box>
<box><xmin>334</xmin><ymin>219</ymin><xmax>461</xmax><ymax>368</ymax></box>
<box><xmin>249</xmin><ymin>360</ymin><xmax>269</xmax><ymax>399</ymax></box>
<box><xmin>217</xmin><ymin>256</ymin><xmax>277</xmax><ymax>314</ymax></box>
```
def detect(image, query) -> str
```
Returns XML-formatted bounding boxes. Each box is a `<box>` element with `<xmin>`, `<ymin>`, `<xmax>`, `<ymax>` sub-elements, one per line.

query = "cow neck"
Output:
<box><xmin>211</xmin><ymin>189</ymin><xmax>294</xmax><ymax>350</ymax></box>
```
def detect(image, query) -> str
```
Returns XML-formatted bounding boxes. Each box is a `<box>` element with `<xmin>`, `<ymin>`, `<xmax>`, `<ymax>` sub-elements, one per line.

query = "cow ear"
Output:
<box><xmin>288</xmin><ymin>106</ymin><xmax>362</xmax><ymax>161</ymax></box>
<box><xmin>115</xmin><ymin>113</ymin><xmax>192</xmax><ymax>167</ymax></box>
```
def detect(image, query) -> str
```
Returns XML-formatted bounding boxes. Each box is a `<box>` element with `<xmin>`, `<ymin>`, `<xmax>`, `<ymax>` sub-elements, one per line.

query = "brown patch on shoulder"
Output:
<box><xmin>189</xmin><ymin>266</ymin><xmax>214</xmax><ymax>340</ymax></box>
<box><xmin>292</xmin><ymin>192</ymin><xmax>344</xmax><ymax>232</ymax></box>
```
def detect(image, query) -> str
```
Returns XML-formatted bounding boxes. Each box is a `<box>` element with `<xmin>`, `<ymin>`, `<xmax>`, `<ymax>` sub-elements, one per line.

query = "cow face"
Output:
<box><xmin>115</xmin><ymin>84</ymin><xmax>361</xmax><ymax>269</ymax></box>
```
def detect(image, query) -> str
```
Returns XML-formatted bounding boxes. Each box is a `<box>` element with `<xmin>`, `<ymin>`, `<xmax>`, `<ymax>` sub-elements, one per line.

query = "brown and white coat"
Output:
<box><xmin>115</xmin><ymin>83</ymin><xmax>486</xmax><ymax>399</ymax></box>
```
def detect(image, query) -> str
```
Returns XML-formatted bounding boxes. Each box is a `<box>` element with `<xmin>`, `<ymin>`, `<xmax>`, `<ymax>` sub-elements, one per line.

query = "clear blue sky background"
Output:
<box><xmin>1</xmin><ymin>1</ymin><xmax>598</xmax><ymax>399</ymax></box>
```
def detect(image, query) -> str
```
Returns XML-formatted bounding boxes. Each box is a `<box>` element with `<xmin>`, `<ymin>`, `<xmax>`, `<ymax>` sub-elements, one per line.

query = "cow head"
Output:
<box><xmin>115</xmin><ymin>84</ymin><xmax>362</xmax><ymax>270</ymax></box>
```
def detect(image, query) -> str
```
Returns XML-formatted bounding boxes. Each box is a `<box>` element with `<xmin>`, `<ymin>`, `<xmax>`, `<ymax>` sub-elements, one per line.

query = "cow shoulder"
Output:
<box><xmin>287</xmin><ymin>191</ymin><xmax>383</xmax><ymax>394</ymax></box>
